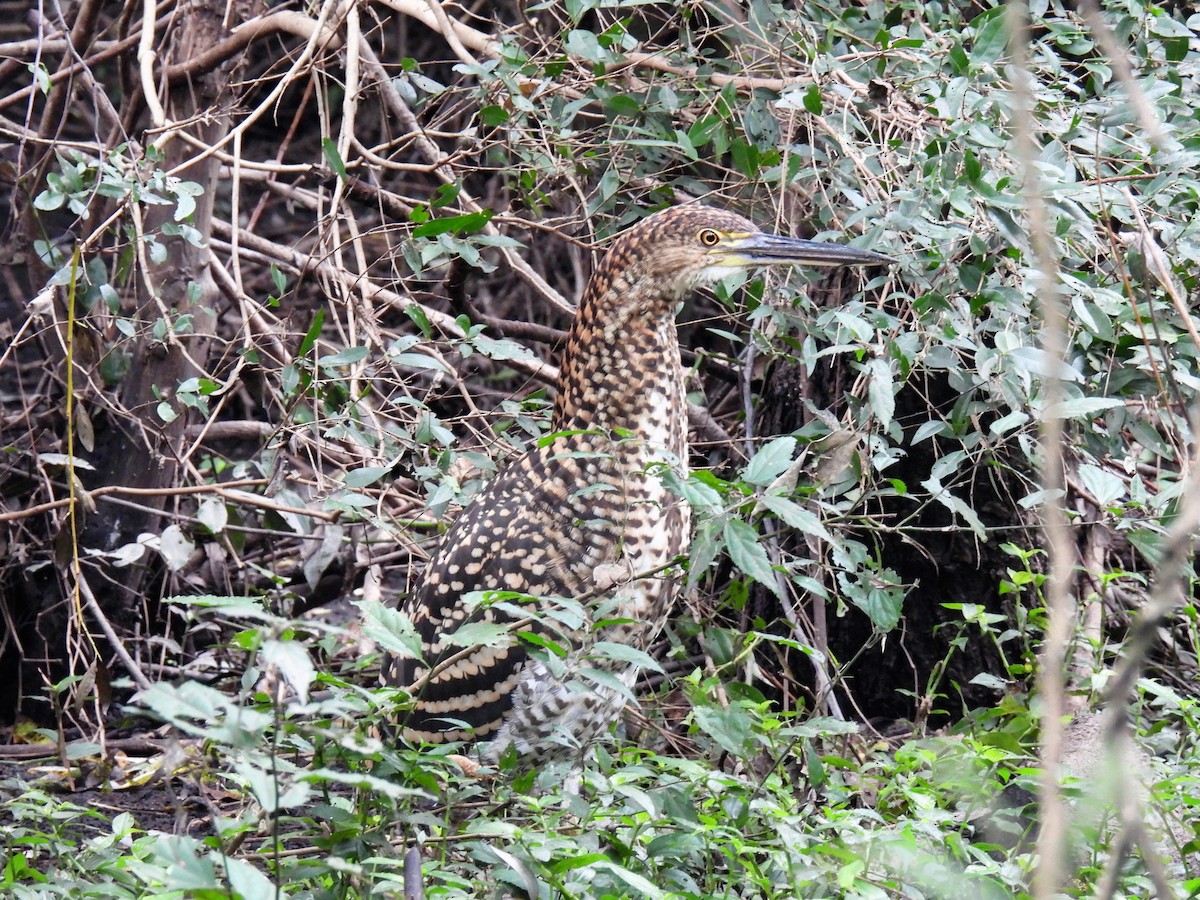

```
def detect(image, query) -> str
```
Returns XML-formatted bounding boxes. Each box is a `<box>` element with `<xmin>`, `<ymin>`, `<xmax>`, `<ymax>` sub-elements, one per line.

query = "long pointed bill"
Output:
<box><xmin>730</xmin><ymin>232</ymin><xmax>894</xmax><ymax>268</ymax></box>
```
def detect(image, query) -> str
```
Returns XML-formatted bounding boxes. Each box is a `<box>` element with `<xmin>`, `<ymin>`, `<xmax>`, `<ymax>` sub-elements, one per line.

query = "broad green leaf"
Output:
<box><xmin>970</xmin><ymin>7</ymin><xmax>1009</xmax><ymax>67</ymax></box>
<box><xmin>343</xmin><ymin>466</ymin><xmax>391</xmax><ymax>488</ymax></box>
<box><xmin>442</xmin><ymin>621</ymin><xmax>517</xmax><ymax>648</ymax></box>
<box><xmin>589</xmin><ymin>860</ymin><xmax>668</xmax><ymax>898</ymax></box>
<box><xmin>989</xmin><ymin>410</ymin><xmax>1030</xmax><ymax>436</ymax></box>
<box><xmin>911</xmin><ymin>420</ymin><xmax>947</xmax><ymax>444</ymax></box>
<box><xmin>723</xmin><ymin>519</ymin><xmax>781</xmax><ymax>597</ymax></box>
<box><xmin>692</xmin><ymin>702</ymin><xmax>753</xmax><ymax>755</ymax></box>
<box><xmin>590</xmin><ymin>640</ymin><xmax>664</xmax><ymax>673</ymax></box>
<box><xmin>1048</xmin><ymin>397</ymin><xmax>1123</xmax><ymax>419</ymax></box>
<box><xmin>412</xmin><ymin>210</ymin><xmax>493</xmax><ymax>237</ymax></box>
<box><xmin>1077</xmin><ymin>463</ymin><xmax>1125</xmax><ymax>507</ymax></box>
<box><xmin>760</xmin><ymin>494</ymin><xmax>834</xmax><ymax>543</ymax></box>
<box><xmin>471</xmin><ymin>333</ymin><xmax>537</xmax><ymax>361</ymax></box>
<box><xmin>857</xmin><ymin>583</ymin><xmax>903</xmax><ymax>631</ymax></box>
<box><xmin>743</xmin><ymin>436</ymin><xmax>796</xmax><ymax>486</ymax></box>
<box><xmin>359</xmin><ymin>602</ymin><xmax>423</xmax><ymax>661</ymax></box>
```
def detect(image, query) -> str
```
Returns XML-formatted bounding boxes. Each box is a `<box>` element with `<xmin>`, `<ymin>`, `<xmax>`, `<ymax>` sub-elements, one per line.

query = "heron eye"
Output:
<box><xmin>698</xmin><ymin>228</ymin><xmax>721</xmax><ymax>247</ymax></box>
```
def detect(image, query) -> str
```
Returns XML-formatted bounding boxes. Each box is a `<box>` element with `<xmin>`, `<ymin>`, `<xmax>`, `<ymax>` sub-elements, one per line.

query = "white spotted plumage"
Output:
<box><xmin>381</xmin><ymin>205</ymin><xmax>891</xmax><ymax>763</ymax></box>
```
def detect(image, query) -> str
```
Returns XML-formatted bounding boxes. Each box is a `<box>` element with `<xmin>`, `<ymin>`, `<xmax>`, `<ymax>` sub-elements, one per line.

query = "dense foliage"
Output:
<box><xmin>0</xmin><ymin>0</ymin><xmax>1198</xmax><ymax>896</ymax></box>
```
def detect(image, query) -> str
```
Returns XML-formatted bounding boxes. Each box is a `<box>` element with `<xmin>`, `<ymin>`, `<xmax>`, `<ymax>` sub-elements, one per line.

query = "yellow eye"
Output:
<box><xmin>698</xmin><ymin>228</ymin><xmax>721</xmax><ymax>247</ymax></box>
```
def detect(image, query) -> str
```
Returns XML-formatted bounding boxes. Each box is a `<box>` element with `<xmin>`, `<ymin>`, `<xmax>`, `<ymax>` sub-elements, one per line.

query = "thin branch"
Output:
<box><xmin>1008</xmin><ymin>4</ymin><xmax>1075</xmax><ymax>897</ymax></box>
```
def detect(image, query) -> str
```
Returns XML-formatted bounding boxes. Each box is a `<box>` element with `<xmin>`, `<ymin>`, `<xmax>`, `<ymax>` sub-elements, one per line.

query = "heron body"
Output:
<box><xmin>384</xmin><ymin>205</ymin><xmax>891</xmax><ymax>763</ymax></box>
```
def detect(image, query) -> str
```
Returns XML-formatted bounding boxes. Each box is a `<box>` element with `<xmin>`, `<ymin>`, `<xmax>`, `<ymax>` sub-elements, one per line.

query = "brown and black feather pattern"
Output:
<box><xmin>382</xmin><ymin>205</ymin><xmax>887</xmax><ymax>761</ymax></box>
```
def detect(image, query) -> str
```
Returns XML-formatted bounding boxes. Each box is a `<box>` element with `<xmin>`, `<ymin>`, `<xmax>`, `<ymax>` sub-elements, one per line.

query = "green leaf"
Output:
<box><xmin>136</xmin><ymin>681</ymin><xmax>236</xmax><ymax>728</ymax></box>
<box><xmin>590</xmin><ymin>641</ymin><xmax>664</xmax><ymax>673</ymax></box>
<box><xmin>550</xmin><ymin>852</ymin><xmax>610</xmax><ymax>874</ymax></box>
<box><xmin>28</xmin><ymin>61</ymin><xmax>51</xmax><ymax>94</ymax></box>
<box><xmin>359</xmin><ymin>602</ymin><xmax>423</xmax><ymax>661</ymax></box>
<box><xmin>480</xmin><ymin>105</ymin><xmax>509</xmax><ymax>126</ymax></box>
<box><xmin>760</xmin><ymin>495</ymin><xmax>834</xmax><ymax>543</ymax></box>
<box><xmin>318</xmin><ymin>345</ymin><xmax>369</xmax><ymax>368</ymax></box>
<box><xmin>321</xmin><ymin>138</ymin><xmax>347</xmax><ymax>178</ymax></box>
<box><xmin>969</xmin><ymin>7</ymin><xmax>1009</xmax><ymax>67</ymax></box>
<box><xmin>158</xmin><ymin>524</ymin><xmax>195</xmax><ymax>571</ymax></box>
<box><xmin>802</xmin><ymin>84</ymin><xmax>823</xmax><ymax>115</ymax></box>
<box><xmin>865</xmin><ymin>358</ymin><xmax>895</xmax><ymax>429</ymax></box>
<box><xmin>989</xmin><ymin>410</ymin><xmax>1029</xmax><ymax>436</ymax></box>
<box><xmin>442</xmin><ymin>621</ymin><xmax>516</xmax><ymax>649</ymax></box>
<box><xmin>730</xmin><ymin>138</ymin><xmax>760</xmax><ymax>177</ymax></box>
<box><xmin>564</xmin><ymin>28</ymin><xmax>611</xmax><ymax>62</ymax></box>
<box><xmin>858</xmin><ymin>583</ymin><xmax>903</xmax><ymax>631</ymax></box>
<box><xmin>412</xmin><ymin>210</ymin><xmax>493</xmax><ymax>237</ymax></box>
<box><xmin>692</xmin><ymin>702</ymin><xmax>752</xmax><ymax>755</ymax></box>
<box><xmin>343</xmin><ymin>466</ymin><xmax>391</xmax><ymax>488</ymax></box>
<box><xmin>1048</xmin><ymin>397</ymin><xmax>1123</xmax><ymax>419</ymax></box>
<box><xmin>431</xmin><ymin>182</ymin><xmax>460</xmax><ymax>208</ymax></box>
<box><xmin>742</xmin><ymin>436</ymin><xmax>796</xmax><ymax>486</ymax></box>
<box><xmin>605</xmin><ymin>94</ymin><xmax>642</xmax><ymax>117</ymax></box>
<box><xmin>299</xmin><ymin>308</ymin><xmax>325</xmax><ymax>356</ymax></box>
<box><xmin>589</xmin><ymin>860</ymin><xmax>668</xmax><ymax>898</ymax></box>
<box><xmin>1077</xmin><ymin>464</ymin><xmax>1125</xmax><ymax>507</ymax></box>
<box><xmin>404</xmin><ymin>303</ymin><xmax>432</xmax><ymax>338</ymax></box>
<box><xmin>911</xmin><ymin>420</ymin><xmax>946</xmax><ymax>444</ymax></box>
<box><xmin>723</xmin><ymin>519</ymin><xmax>781</xmax><ymax>597</ymax></box>
<box><xmin>34</xmin><ymin>190</ymin><xmax>64</xmax><ymax>211</ymax></box>
<box><xmin>471</xmin><ymin>333</ymin><xmax>537</xmax><ymax>361</ymax></box>
<box><xmin>260</xmin><ymin>639</ymin><xmax>316</xmax><ymax>702</ymax></box>
<box><xmin>687</xmin><ymin>114</ymin><xmax>724</xmax><ymax>149</ymax></box>
<box><xmin>517</xmin><ymin>630</ymin><xmax>568</xmax><ymax>657</ymax></box>
<box><xmin>922</xmin><ymin>477</ymin><xmax>987</xmax><ymax>540</ymax></box>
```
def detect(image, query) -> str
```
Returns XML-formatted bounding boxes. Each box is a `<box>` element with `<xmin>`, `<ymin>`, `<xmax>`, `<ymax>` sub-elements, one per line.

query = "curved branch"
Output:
<box><xmin>162</xmin><ymin>11</ymin><xmax>344</xmax><ymax>83</ymax></box>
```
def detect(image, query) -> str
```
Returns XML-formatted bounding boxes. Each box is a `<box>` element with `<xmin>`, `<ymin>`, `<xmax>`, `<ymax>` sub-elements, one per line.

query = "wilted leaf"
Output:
<box><xmin>303</xmin><ymin>524</ymin><xmax>343</xmax><ymax>590</ymax></box>
<box><xmin>158</xmin><ymin>524</ymin><xmax>195</xmax><ymax>572</ymax></box>
<box><xmin>260</xmin><ymin>639</ymin><xmax>316</xmax><ymax>703</ymax></box>
<box><xmin>195</xmin><ymin>498</ymin><xmax>227</xmax><ymax>535</ymax></box>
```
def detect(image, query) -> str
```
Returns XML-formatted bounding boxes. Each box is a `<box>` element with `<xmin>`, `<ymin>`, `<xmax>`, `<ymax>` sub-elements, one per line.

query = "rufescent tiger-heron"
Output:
<box><xmin>383</xmin><ymin>204</ymin><xmax>892</xmax><ymax>766</ymax></box>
